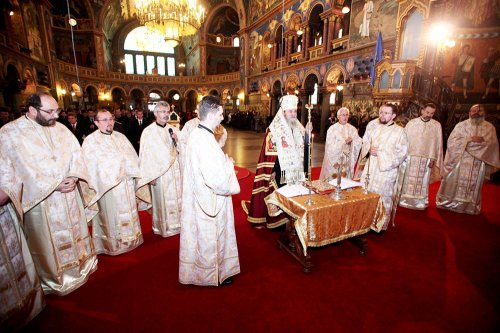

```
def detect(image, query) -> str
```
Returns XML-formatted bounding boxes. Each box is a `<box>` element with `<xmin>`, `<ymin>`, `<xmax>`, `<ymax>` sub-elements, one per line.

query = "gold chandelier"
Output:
<box><xmin>123</xmin><ymin>0</ymin><xmax>205</xmax><ymax>48</ymax></box>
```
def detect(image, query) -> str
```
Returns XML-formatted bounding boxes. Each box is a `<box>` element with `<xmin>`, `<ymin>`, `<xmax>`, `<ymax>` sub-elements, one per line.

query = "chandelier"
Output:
<box><xmin>129</xmin><ymin>0</ymin><xmax>205</xmax><ymax>48</ymax></box>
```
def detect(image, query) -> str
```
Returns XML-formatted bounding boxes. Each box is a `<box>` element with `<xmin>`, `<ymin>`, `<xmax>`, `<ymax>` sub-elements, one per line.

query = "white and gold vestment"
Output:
<box><xmin>0</xmin><ymin>116</ymin><xmax>97</xmax><ymax>295</ymax></box>
<box><xmin>358</xmin><ymin>119</ymin><xmax>409</xmax><ymax>230</ymax></box>
<box><xmin>320</xmin><ymin>122</ymin><xmax>362</xmax><ymax>180</ymax></box>
<box><xmin>0</xmin><ymin>156</ymin><xmax>44</xmax><ymax>330</ymax></box>
<box><xmin>436</xmin><ymin>119</ymin><xmax>499</xmax><ymax>214</ymax></box>
<box><xmin>83</xmin><ymin>130</ymin><xmax>149</xmax><ymax>255</ymax></box>
<box><xmin>399</xmin><ymin>117</ymin><xmax>443</xmax><ymax>209</ymax></box>
<box><xmin>179</xmin><ymin>126</ymin><xmax>240</xmax><ymax>286</ymax></box>
<box><xmin>138</xmin><ymin>123</ymin><xmax>182</xmax><ymax>237</ymax></box>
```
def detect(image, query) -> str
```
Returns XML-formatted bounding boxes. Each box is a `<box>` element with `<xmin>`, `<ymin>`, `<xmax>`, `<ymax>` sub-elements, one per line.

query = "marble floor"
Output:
<box><xmin>223</xmin><ymin>128</ymin><xmax>325</xmax><ymax>173</ymax></box>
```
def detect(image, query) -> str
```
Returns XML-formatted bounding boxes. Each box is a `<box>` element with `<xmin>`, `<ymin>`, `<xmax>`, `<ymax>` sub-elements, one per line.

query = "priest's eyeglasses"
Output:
<box><xmin>36</xmin><ymin>107</ymin><xmax>62</xmax><ymax>115</ymax></box>
<box><xmin>96</xmin><ymin>118</ymin><xmax>115</xmax><ymax>123</ymax></box>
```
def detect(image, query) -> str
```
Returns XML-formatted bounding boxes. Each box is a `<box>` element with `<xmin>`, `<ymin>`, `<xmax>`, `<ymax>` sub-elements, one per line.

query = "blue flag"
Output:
<box><xmin>370</xmin><ymin>32</ymin><xmax>383</xmax><ymax>87</ymax></box>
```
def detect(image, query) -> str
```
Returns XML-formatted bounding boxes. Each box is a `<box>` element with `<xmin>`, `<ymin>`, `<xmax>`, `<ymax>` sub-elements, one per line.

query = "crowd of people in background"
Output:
<box><xmin>0</xmin><ymin>104</ymin><xmax>157</xmax><ymax>152</ymax></box>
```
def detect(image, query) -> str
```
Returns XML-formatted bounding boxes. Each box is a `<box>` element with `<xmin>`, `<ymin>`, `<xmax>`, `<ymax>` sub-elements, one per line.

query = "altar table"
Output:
<box><xmin>265</xmin><ymin>187</ymin><xmax>385</xmax><ymax>272</ymax></box>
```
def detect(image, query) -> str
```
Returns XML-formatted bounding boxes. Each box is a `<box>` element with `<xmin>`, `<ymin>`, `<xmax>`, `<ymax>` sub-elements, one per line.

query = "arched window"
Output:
<box><xmin>124</xmin><ymin>27</ymin><xmax>176</xmax><ymax>76</ymax></box>
<box><xmin>393</xmin><ymin>70</ymin><xmax>402</xmax><ymax>89</ymax></box>
<box><xmin>329</xmin><ymin>92</ymin><xmax>336</xmax><ymax>105</ymax></box>
<box><xmin>310</xmin><ymin>83</ymin><xmax>319</xmax><ymax>105</ymax></box>
<box><xmin>149</xmin><ymin>92</ymin><xmax>161</xmax><ymax>100</ymax></box>
<box><xmin>233</xmin><ymin>36</ymin><xmax>240</xmax><ymax>47</ymax></box>
<box><xmin>400</xmin><ymin>10</ymin><xmax>423</xmax><ymax>60</ymax></box>
<box><xmin>403</xmin><ymin>72</ymin><xmax>411</xmax><ymax>88</ymax></box>
<box><xmin>275</xmin><ymin>26</ymin><xmax>284</xmax><ymax>59</ymax></box>
<box><xmin>308</xmin><ymin>5</ymin><xmax>324</xmax><ymax>48</ymax></box>
<box><xmin>380</xmin><ymin>70</ymin><xmax>389</xmax><ymax>89</ymax></box>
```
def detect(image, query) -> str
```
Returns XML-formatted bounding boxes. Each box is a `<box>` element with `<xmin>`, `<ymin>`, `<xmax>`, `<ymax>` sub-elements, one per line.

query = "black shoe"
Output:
<box><xmin>220</xmin><ymin>278</ymin><xmax>233</xmax><ymax>286</ymax></box>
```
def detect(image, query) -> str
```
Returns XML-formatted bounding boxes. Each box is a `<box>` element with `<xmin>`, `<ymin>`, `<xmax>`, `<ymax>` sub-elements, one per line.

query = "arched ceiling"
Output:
<box><xmin>50</xmin><ymin>0</ymin><xmax>91</xmax><ymax>18</ymax></box>
<box><xmin>207</xmin><ymin>6</ymin><xmax>239</xmax><ymax>35</ymax></box>
<box><xmin>95</xmin><ymin>0</ymin><xmax>243</xmax><ymax>42</ymax></box>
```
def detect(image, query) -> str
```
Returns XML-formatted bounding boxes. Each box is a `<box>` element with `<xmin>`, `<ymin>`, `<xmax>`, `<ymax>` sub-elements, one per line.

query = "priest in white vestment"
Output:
<box><xmin>138</xmin><ymin>101</ymin><xmax>182</xmax><ymax>237</ymax></box>
<box><xmin>399</xmin><ymin>103</ymin><xmax>443</xmax><ymax>210</ymax></box>
<box><xmin>181</xmin><ymin>105</ymin><xmax>228</xmax><ymax>149</ymax></box>
<box><xmin>436</xmin><ymin>104</ymin><xmax>499</xmax><ymax>214</ymax></box>
<box><xmin>180</xmin><ymin>106</ymin><xmax>200</xmax><ymax>149</ymax></box>
<box><xmin>0</xmin><ymin>160</ymin><xmax>44</xmax><ymax>330</ymax></box>
<box><xmin>0</xmin><ymin>92</ymin><xmax>97</xmax><ymax>295</ymax></box>
<box><xmin>357</xmin><ymin>104</ymin><xmax>409</xmax><ymax>230</ymax></box>
<box><xmin>179</xmin><ymin>96</ymin><xmax>240</xmax><ymax>286</ymax></box>
<box><xmin>82</xmin><ymin>110</ymin><xmax>150</xmax><ymax>255</ymax></box>
<box><xmin>320</xmin><ymin>107</ymin><xmax>362</xmax><ymax>180</ymax></box>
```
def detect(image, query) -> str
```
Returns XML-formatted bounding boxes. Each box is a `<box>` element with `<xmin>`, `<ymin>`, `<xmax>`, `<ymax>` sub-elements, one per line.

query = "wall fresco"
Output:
<box><xmin>349</xmin><ymin>0</ymin><xmax>398</xmax><ymax>48</ymax></box>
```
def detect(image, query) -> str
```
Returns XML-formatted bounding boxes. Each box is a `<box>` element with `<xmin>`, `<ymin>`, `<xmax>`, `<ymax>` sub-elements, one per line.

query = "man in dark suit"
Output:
<box><xmin>129</xmin><ymin>110</ymin><xmax>150</xmax><ymax>152</ymax></box>
<box><xmin>113</xmin><ymin>108</ymin><xmax>128</xmax><ymax>135</ymax></box>
<box><xmin>0</xmin><ymin>107</ymin><xmax>11</xmax><ymax>128</ymax></box>
<box><xmin>86</xmin><ymin>110</ymin><xmax>97</xmax><ymax>134</ymax></box>
<box><xmin>67</xmin><ymin>112</ymin><xmax>86</xmax><ymax>145</ymax></box>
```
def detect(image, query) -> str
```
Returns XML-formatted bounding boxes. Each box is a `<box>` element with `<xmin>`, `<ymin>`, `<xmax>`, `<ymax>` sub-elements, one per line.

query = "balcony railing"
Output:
<box><xmin>56</xmin><ymin>60</ymin><xmax>240</xmax><ymax>84</ymax></box>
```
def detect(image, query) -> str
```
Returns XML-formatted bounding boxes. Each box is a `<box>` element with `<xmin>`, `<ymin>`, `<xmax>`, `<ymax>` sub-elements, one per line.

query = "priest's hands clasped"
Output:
<box><xmin>56</xmin><ymin>177</ymin><xmax>76</xmax><ymax>193</ymax></box>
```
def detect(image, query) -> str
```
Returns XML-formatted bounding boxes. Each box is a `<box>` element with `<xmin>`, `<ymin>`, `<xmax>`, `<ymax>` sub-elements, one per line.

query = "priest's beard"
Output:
<box><xmin>286</xmin><ymin>118</ymin><xmax>298</xmax><ymax>128</ymax></box>
<box><xmin>35</xmin><ymin>111</ymin><xmax>56</xmax><ymax>126</ymax></box>
<box><xmin>471</xmin><ymin>116</ymin><xmax>485</xmax><ymax>126</ymax></box>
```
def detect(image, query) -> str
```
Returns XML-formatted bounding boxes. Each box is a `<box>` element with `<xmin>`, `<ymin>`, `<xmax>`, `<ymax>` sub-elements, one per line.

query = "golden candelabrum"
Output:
<box><xmin>304</xmin><ymin>104</ymin><xmax>315</xmax><ymax>206</ymax></box>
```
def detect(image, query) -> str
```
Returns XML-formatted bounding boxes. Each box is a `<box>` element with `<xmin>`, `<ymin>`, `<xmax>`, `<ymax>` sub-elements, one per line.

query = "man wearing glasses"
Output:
<box><xmin>82</xmin><ymin>110</ymin><xmax>150</xmax><ymax>255</ymax></box>
<box><xmin>0</xmin><ymin>92</ymin><xmax>98</xmax><ymax>295</ymax></box>
<box><xmin>137</xmin><ymin>101</ymin><xmax>182</xmax><ymax>237</ymax></box>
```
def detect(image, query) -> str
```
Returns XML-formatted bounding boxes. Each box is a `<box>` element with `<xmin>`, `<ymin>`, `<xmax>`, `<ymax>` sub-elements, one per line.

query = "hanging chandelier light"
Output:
<box><xmin>125</xmin><ymin>0</ymin><xmax>205</xmax><ymax>48</ymax></box>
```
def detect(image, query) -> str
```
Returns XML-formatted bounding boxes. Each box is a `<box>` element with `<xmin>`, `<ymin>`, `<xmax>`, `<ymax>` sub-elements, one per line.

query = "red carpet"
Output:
<box><xmin>23</xmin><ymin>168</ymin><xmax>500</xmax><ymax>333</ymax></box>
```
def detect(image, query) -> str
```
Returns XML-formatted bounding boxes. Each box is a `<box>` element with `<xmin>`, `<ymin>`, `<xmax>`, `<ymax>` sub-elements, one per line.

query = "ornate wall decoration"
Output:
<box><xmin>349</xmin><ymin>0</ymin><xmax>398</xmax><ymax>48</ymax></box>
<box><xmin>249</xmin><ymin>31</ymin><xmax>262</xmax><ymax>75</ymax></box>
<box><xmin>249</xmin><ymin>0</ymin><xmax>281</xmax><ymax>23</ymax></box>
<box><xmin>22</xmin><ymin>1</ymin><xmax>44</xmax><ymax>61</ymax></box>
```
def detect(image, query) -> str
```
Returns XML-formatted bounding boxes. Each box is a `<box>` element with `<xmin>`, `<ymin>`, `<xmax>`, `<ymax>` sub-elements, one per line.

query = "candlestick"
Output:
<box><xmin>305</xmin><ymin>104</ymin><xmax>315</xmax><ymax>206</ymax></box>
<box><xmin>331</xmin><ymin>153</ymin><xmax>345</xmax><ymax>201</ymax></box>
<box><xmin>363</xmin><ymin>137</ymin><xmax>372</xmax><ymax>195</ymax></box>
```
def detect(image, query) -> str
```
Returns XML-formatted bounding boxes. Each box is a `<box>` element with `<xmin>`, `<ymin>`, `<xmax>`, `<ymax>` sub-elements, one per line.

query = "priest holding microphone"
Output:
<box><xmin>138</xmin><ymin>101</ymin><xmax>183</xmax><ymax>237</ymax></box>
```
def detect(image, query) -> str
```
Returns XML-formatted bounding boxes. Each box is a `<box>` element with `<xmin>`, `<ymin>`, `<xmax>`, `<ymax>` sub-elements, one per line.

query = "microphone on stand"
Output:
<box><xmin>168</xmin><ymin>128</ymin><xmax>177</xmax><ymax>148</ymax></box>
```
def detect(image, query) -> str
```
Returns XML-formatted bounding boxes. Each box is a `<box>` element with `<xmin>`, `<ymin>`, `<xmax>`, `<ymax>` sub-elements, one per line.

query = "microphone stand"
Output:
<box><xmin>304</xmin><ymin>104</ymin><xmax>315</xmax><ymax>206</ymax></box>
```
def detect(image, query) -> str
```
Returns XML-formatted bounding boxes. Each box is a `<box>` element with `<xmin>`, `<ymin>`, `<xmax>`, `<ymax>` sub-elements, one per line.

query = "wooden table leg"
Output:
<box><xmin>277</xmin><ymin>221</ymin><xmax>313</xmax><ymax>273</ymax></box>
<box><xmin>349</xmin><ymin>236</ymin><xmax>368</xmax><ymax>256</ymax></box>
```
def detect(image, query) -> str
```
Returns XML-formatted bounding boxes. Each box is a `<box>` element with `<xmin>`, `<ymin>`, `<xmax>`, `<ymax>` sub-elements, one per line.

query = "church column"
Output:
<box><xmin>302</xmin><ymin>27</ymin><xmax>310</xmax><ymax>60</ymax></box>
<box><xmin>35</xmin><ymin>1</ymin><xmax>57</xmax><ymax>95</ymax></box>
<box><xmin>182</xmin><ymin>97</ymin><xmax>187</xmax><ymax>116</ymax></box>
<box><xmin>241</xmin><ymin>32</ymin><xmax>249</xmax><ymax>97</ymax></box>
<box><xmin>327</xmin><ymin>15</ymin><xmax>335</xmax><ymax>54</ymax></box>
<box><xmin>232</xmin><ymin>97</ymin><xmax>238</xmax><ymax>113</ymax></box>
<box><xmin>94</xmin><ymin>34</ymin><xmax>106</xmax><ymax>77</ymax></box>
<box><xmin>286</xmin><ymin>35</ymin><xmax>293</xmax><ymax>63</ymax></box>
<box><xmin>319</xmin><ymin>87</ymin><xmax>331</xmax><ymax>141</ymax></box>
<box><xmin>334</xmin><ymin>16</ymin><xmax>341</xmax><ymax>40</ymax></box>
<box><xmin>299</xmin><ymin>90</ymin><xmax>309</xmax><ymax>125</ymax></box>
<box><xmin>200</xmin><ymin>42</ymin><xmax>207</xmax><ymax>75</ymax></box>
<box><xmin>322</xmin><ymin>16</ymin><xmax>329</xmax><ymax>54</ymax></box>
<box><xmin>270</xmin><ymin>43</ymin><xmax>276</xmax><ymax>70</ymax></box>
<box><xmin>270</xmin><ymin>94</ymin><xmax>279</xmax><ymax>117</ymax></box>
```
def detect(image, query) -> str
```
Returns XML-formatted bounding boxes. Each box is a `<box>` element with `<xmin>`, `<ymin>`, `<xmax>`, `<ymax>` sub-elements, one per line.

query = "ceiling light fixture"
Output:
<box><xmin>124</xmin><ymin>0</ymin><xmax>206</xmax><ymax>48</ymax></box>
